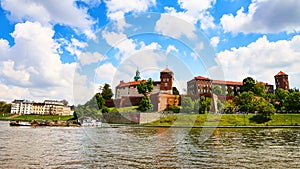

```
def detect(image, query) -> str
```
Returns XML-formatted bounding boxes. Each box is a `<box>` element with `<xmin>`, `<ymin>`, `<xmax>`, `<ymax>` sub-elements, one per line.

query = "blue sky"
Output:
<box><xmin>0</xmin><ymin>0</ymin><xmax>300</xmax><ymax>104</ymax></box>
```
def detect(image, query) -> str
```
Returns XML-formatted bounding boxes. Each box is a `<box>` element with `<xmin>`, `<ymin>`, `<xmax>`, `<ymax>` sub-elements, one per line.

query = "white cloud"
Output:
<box><xmin>166</xmin><ymin>45</ymin><xmax>179</xmax><ymax>54</ymax></box>
<box><xmin>78</xmin><ymin>52</ymin><xmax>106</xmax><ymax>65</ymax></box>
<box><xmin>0</xmin><ymin>21</ymin><xmax>77</xmax><ymax>104</ymax></box>
<box><xmin>210</xmin><ymin>35</ymin><xmax>300</xmax><ymax>87</ymax></box>
<box><xmin>178</xmin><ymin>0</ymin><xmax>216</xmax><ymax>30</ymax></box>
<box><xmin>104</xmin><ymin>0</ymin><xmax>156</xmax><ymax>20</ymax></box>
<box><xmin>95</xmin><ymin>63</ymin><xmax>117</xmax><ymax>82</ymax></box>
<box><xmin>220</xmin><ymin>0</ymin><xmax>300</xmax><ymax>34</ymax></box>
<box><xmin>155</xmin><ymin>14</ymin><xmax>197</xmax><ymax>39</ymax></box>
<box><xmin>210</xmin><ymin>36</ymin><xmax>220</xmax><ymax>47</ymax></box>
<box><xmin>1</xmin><ymin>0</ymin><xmax>95</xmax><ymax>38</ymax></box>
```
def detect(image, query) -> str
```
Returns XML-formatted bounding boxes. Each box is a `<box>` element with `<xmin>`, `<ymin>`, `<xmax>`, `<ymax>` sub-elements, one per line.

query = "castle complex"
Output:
<box><xmin>114</xmin><ymin>68</ymin><xmax>178</xmax><ymax>111</ymax></box>
<box><xmin>187</xmin><ymin>71</ymin><xmax>289</xmax><ymax>96</ymax></box>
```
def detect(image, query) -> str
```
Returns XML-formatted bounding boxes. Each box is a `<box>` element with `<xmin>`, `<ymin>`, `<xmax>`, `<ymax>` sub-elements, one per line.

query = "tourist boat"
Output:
<box><xmin>9</xmin><ymin>121</ymin><xmax>31</xmax><ymax>126</ymax></box>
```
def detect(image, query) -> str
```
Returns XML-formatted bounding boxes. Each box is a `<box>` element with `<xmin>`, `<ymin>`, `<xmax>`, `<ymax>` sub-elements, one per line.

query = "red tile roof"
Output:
<box><xmin>275</xmin><ymin>71</ymin><xmax>288</xmax><ymax>76</ymax></box>
<box><xmin>118</xmin><ymin>80</ymin><xmax>160</xmax><ymax>88</ymax></box>
<box><xmin>194</xmin><ymin>76</ymin><xmax>211</xmax><ymax>81</ymax></box>
<box><xmin>212</xmin><ymin>80</ymin><xmax>243</xmax><ymax>86</ymax></box>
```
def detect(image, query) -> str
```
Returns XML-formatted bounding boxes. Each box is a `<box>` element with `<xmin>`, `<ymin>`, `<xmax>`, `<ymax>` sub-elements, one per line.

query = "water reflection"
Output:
<box><xmin>0</xmin><ymin>121</ymin><xmax>299</xmax><ymax>168</ymax></box>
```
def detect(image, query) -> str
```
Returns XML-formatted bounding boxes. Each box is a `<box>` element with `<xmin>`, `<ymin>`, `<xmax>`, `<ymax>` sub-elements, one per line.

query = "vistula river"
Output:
<box><xmin>0</xmin><ymin>121</ymin><xmax>299</xmax><ymax>168</ymax></box>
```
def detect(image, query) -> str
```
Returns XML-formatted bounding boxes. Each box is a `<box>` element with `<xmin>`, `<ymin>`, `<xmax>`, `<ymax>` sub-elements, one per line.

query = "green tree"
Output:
<box><xmin>274</xmin><ymin>88</ymin><xmax>289</xmax><ymax>111</ymax></box>
<box><xmin>256</xmin><ymin>98</ymin><xmax>276</xmax><ymax>118</ymax></box>
<box><xmin>101</xmin><ymin>83</ymin><xmax>113</xmax><ymax>100</ymax></box>
<box><xmin>195</xmin><ymin>96</ymin><xmax>211</xmax><ymax>114</ymax></box>
<box><xmin>182</xmin><ymin>97</ymin><xmax>194</xmax><ymax>113</ymax></box>
<box><xmin>253</xmin><ymin>82</ymin><xmax>266</xmax><ymax>97</ymax></box>
<box><xmin>137</xmin><ymin>96</ymin><xmax>153</xmax><ymax>112</ymax></box>
<box><xmin>240</xmin><ymin>77</ymin><xmax>256</xmax><ymax>93</ymax></box>
<box><xmin>95</xmin><ymin>93</ymin><xmax>105</xmax><ymax>109</ymax></box>
<box><xmin>137</xmin><ymin>78</ymin><xmax>154</xmax><ymax>112</ymax></box>
<box><xmin>212</xmin><ymin>85</ymin><xmax>222</xmax><ymax>95</ymax></box>
<box><xmin>61</xmin><ymin>99</ymin><xmax>69</xmax><ymax>106</ymax></box>
<box><xmin>235</xmin><ymin>91</ymin><xmax>257</xmax><ymax>113</ymax></box>
<box><xmin>227</xmin><ymin>87</ymin><xmax>234</xmax><ymax>96</ymax></box>
<box><xmin>285</xmin><ymin>91</ymin><xmax>300</xmax><ymax>113</ymax></box>
<box><xmin>0</xmin><ymin>101</ymin><xmax>11</xmax><ymax>113</ymax></box>
<box><xmin>224</xmin><ymin>99</ymin><xmax>236</xmax><ymax>114</ymax></box>
<box><xmin>172</xmin><ymin>87</ymin><xmax>180</xmax><ymax>95</ymax></box>
<box><xmin>137</xmin><ymin>78</ymin><xmax>154</xmax><ymax>95</ymax></box>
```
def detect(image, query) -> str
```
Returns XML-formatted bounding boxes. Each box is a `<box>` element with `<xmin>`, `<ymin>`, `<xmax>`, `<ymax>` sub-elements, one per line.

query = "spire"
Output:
<box><xmin>134</xmin><ymin>68</ymin><xmax>141</xmax><ymax>81</ymax></box>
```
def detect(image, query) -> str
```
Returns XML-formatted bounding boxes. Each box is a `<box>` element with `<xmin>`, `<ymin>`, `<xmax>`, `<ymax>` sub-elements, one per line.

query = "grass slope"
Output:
<box><xmin>0</xmin><ymin>113</ymin><xmax>74</xmax><ymax>122</ymax></box>
<box><xmin>145</xmin><ymin>114</ymin><xmax>300</xmax><ymax>127</ymax></box>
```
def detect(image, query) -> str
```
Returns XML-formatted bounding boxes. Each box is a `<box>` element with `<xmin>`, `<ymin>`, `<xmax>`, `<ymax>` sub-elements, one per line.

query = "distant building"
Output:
<box><xmin>187</xmin><ymin>76</ymin><xmax>243</xmax><ymax>96</ymax></box>
<box><xmin>274</xmin><ymin>71</ymin><xmax>289</xmax><ymax>90</ymax></box>
<box><xmin>187</xmin><ymin>76</ymin><xmax>274</xmax><ymax>96</ymax></box>
<box><xmin>10</xmin><ymin>99</ymin><xmax>73</xmax><ymax>115</ymax></box>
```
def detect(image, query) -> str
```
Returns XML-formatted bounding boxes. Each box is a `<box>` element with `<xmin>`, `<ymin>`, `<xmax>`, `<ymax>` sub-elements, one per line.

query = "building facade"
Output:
<box><xmin>114</xmin><ymin>68</ymin><xmax>179</xmax><ymax>111</ymax></box>
<box><xmin>274</xmin><ymin>71</ymin><xmax>289</xmax><ymax>90</ymax></box>
<box><xmin>10</xmin><ymin>100</ymin><xmax>73</xmax><ymax>115</ymax></box>
<box><xmin>187</xmin><ymin>76</ymin><xmax>274</xmax><ymax>96</ymax></box>
<box><xmin>115</xmin><ymin>68</ymin><xmax>174</xmax><ymax>99</ymax></box>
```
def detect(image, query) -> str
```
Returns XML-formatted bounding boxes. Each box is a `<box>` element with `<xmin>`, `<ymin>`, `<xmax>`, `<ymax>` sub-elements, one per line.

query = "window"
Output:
<box><xmin>165</xmin><ymin>83</ymin><xmax>168</xmax><ymax>87</ymax></box>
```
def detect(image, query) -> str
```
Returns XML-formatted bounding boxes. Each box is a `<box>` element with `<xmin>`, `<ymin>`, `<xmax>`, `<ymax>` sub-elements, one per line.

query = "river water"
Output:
<box><xmin>0</xmin><ymin>121</ymin><xmax>299</xmax><ymax>168</ymax></box>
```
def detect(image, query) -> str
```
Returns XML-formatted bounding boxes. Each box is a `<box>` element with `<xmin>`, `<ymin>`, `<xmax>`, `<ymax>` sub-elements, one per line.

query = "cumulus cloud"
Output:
<box><xmin>220</xmin><ymin>0</ymin><xmax>300</xmax><ymax>34</ymax></box>
<box><xmin>1</xmin><ymin>0</ymin><xmax>95</xmax><ymax>38</ymax></box>
<box><xmin>210</xmin><ymin>36</ymin><xmax>220</xmax><ymax>47</ymax></box>
<box><xmin>155</xmin><ymin>14</ymin><xmax>197</xmax><ymax>39</ymax></box>
<box><xmin>166</xmin><ymin>45</ymin><xmax>179</xmax><ymax>54</ymax></box>
<box><xmin>95</xmin><ymin>63</ymin><xmax>117</xmax><ymax>82</ymax></box>
<box><xmin>78</xmin><ymin>52</ymin><xmax>106</xmax><ymax>65</ymax></box>
<box><xmin>104</xmin><ymin>0</ymin><xmax>156</xmax><ymax>20</ymax></box>
<box><xmin>210</xmin><ymin>35</ymin><xmax>300</xmax><ymax>87</ymax></box>
<box><xmin>0</xmin><ymin>21</ymin><xmax>77</xmax><ymax>103</ymax></box>
<box><xmin>162</xmin><ymin>0</ymin><xmax>216</xmax><ymax>31</ymax></box>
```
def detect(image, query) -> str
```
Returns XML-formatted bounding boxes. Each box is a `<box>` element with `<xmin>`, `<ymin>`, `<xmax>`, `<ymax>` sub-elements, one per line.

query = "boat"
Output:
<box><xmin>9</xmin><ymin>121</ymin><xmax>31</xmax><ymax>126</ymax></box>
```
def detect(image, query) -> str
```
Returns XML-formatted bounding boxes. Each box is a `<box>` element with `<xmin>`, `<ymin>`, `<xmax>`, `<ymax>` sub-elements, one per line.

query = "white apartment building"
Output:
<box><xmin>10</xmin><ymin>99</ymin><xmax>73</xmax><ymax>116</ymax></box>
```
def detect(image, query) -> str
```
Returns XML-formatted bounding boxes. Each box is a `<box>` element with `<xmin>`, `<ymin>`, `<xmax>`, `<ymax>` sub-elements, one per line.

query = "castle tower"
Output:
<box><xmin>160</xmin><ymin>67</ymin><xmax>174</xmax><ymax>94</ymax></box>
<box><xmin>274</xmin><ymin>71</ymin><xmax>289</xmax><ymax>90</ymax></box>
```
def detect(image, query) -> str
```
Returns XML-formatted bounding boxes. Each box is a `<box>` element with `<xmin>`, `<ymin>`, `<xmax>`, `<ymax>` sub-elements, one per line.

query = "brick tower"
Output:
<box><xmin>274</xmin><ymin>71</ymin><xmax>289</xmax><ymax>90</ymax></box>
<box><xmin>160</xmin><ymin>67</ymin><xmax>174</xmax><ymax>94</ymax></box>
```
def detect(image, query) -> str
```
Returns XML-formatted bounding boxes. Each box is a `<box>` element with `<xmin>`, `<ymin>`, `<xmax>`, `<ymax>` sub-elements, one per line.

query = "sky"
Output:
<box><xmin>0</xmin><ymin>0</ymin><xmax>300</xmax><ymax>105</ymax></box>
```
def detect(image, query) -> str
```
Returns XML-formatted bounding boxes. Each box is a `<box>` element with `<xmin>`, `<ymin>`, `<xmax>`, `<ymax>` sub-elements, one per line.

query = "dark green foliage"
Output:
<box><xmin>256</xmin><ymin>98</ymin><xmax>276</xmax><ymax>118</ymax></box>
<box><xmin>137</xmin><ymin>78</ymin><xmax>154</xmax><ymax>112</ymax></box>
<box><xmin>101</xmin><ymin>83</ymin><xmax>113</xmax><ymax>100</ymax></box>
<box><xmin>95</xmin><ymin>93</ymin><xmax>105</xmax><ymax>109</ymax></box>
<box><xmin>253</xmin><ymin>83</ymin><xmax>266</xmax><ymax>97</ymax></box>
<box><xmin>223</xmin><ymin>99</ymin><xmax>236</xmax><ymax>114</ymax></box>
<box><xmin>165</xmin><ymin>106</ymin><xmax>180</xmax><ymax>113</ymax></box>
<box><xmin>137</xmin><ymin>78</ymin><xmax>154</xmax><ymax>95</ymax></box>
<box><xmin>0</xmin><ymin>101</ymin><xmax>11</xmax><ymax>113</ymax></box>
<box><xmin>75</xmin><ymin>94</ymin><xmax>101</xmax><ymax>119</ymax></box>
<box><xmin>181</xmin><ymin>97</ymin><xmax>194</xmax><ymax>113</ymax></box>
<box><xmin>172</xmin><ymin>87</ymin><xmax>180</xmax><ymax>95</ymax></box>
<box><xmin>212</xmin><ymin>85</ymin><xmax>223</xmax><ymax>96</ymax></box>
<box><xmin>197</xmin><ymin>96</ymin><xmax>211</xmax><ymax>114</ymax></box>
<box><xmin>240</xmin><ymin>77</ymin><xmax>256</xmax><ymax>93</ymax></box>
<box><xmin>285</xmin><ymin>91</ymin><xmax>300</xmax><ymax>113</ymax></box>
<box><xmin>137</xmin><ymin>96</ymin><xmax>153</xmax><ymax>112</ymax></box>
<box><xmin>274</xmin><ymin>88</ymin><xmax>288</xmax><ymax>111</ymax></box>
<box><xmin>249</xmin><ymin>115</ymin><xmax>271</xmax><ymax>124</ymax></box>
<box><xmin>235</xmin><ymin>91</ymin><xmax>257</xmax><ymax>113</ymax></box>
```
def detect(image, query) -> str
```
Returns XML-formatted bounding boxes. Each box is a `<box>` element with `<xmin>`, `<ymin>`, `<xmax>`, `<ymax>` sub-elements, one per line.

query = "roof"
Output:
<box><xmin>161</xmin><ymin>68</ymin><xmax>173</xmax><ymax>73</ymax></box>
<box><xmin>212</xmin><ymin>80</ymin><xmax>243</xmax><ymax>86</ymax></box>
<box><xmin>194</xmin><ymin>76</ymin><xmax>211</xmax><ymax>81</ymax></box>
<box><xmin>118</xmin><ymin>80</ymin><xmax>160</xmax><ymax>88</ymax></box>
<box><xmin>275</xmin><ymin>71</ymin><xmax>288</xmax><ymax>76</ymax></box>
